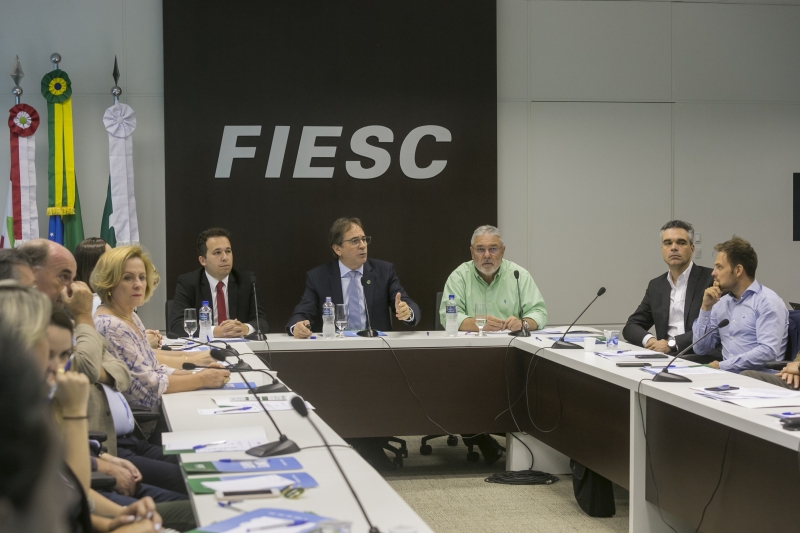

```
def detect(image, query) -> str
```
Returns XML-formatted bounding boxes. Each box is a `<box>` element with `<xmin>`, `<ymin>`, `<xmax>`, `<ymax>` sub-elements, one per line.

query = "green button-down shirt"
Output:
<box><xmin>439</xmin><ymin>259</ymin><xmax>547</xmax><ymax>329</ymax></box>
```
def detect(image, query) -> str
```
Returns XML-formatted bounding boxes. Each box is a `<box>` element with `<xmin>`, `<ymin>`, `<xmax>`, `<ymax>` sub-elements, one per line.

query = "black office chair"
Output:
<box><xmin>418</xmin><ymin>292</ymin><xmax>481</xmax><ymax>461</ymax></box>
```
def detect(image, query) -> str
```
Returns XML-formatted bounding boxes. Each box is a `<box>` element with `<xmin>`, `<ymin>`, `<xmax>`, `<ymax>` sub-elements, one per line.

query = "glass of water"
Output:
<box><xmin>184</xmin><ymin>308</ymin><xmax>197</xmax><ymax>338</ymax></box>
<box><xmin>475</xmin><ymin>303</ymin><xmax>488</xmax><ymax>337</ymax></box>
<box><xmin>335</xmin><ymin>304</ymin><xmax>347</xmax><ymax>338</ymax></box>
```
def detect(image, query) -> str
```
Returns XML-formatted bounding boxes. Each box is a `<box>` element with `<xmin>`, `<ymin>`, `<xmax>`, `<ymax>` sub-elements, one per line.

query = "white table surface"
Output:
<box><xmin>162</xmin><ymin>350</ymin><xmax>433</xmax><ymax>532</ymax></box>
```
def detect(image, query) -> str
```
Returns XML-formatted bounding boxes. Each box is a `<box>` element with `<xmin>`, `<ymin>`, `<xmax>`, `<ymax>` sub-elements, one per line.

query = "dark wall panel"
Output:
<box><xmin>163</xmin><ymin>0</ymin><xmax>497</xmax><ymax>331</ymax></box>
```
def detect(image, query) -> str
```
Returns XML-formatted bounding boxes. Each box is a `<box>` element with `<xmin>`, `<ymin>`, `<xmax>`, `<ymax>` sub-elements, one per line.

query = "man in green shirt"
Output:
<box><xmin>439</xmin><ymin>225</ymin><xmax>547</xmax><ymax>332</ymax></box>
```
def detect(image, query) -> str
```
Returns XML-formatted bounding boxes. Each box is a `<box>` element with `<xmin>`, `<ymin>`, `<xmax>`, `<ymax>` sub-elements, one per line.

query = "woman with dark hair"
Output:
<box><xmin>74</xmin><ymin>237</ymin><xmax>110</xmax><ymax>315</ymax></box>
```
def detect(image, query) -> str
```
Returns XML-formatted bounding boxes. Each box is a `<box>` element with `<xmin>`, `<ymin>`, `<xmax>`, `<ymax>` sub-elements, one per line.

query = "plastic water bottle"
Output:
<box><xmin>322</xmin><ymin>297</ymin><xmax>335</xmax><ymax>339</ymax></box>
<box><xmin>445</xmin><ymin>294</ymin><xmax>458</xmax><ymax>337</ymax></box>
<box><xmin>199</xmin><ymin>300</ymin><xmax>213</xmax><ymax>342</ymax></box>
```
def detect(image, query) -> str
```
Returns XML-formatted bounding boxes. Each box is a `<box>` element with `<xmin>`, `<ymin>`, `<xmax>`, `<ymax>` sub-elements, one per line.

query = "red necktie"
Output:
<box><xmin>216</xmin><ymin>281</ymin><xmax>228</xmax><ymax>323</ymax></box>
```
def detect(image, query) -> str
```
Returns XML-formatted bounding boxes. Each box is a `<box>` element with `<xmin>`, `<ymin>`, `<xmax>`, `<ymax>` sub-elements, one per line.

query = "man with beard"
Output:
<box><xmin>692</xmin><ymin>236</ymin><xmax>788</xmax><ymax>372</ymax></box>
<box><xmin>438</xmin><ymin>225</ymin><xmax>547</xmax><ymax>464</ymax></box>
<box><xmin>439</xmin><ymin>225</ymin><xmax>547</xmax><ymax>333</ymax></box>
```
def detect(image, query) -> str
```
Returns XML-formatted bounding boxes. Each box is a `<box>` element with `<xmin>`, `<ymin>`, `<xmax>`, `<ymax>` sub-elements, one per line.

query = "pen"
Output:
<box><xmin>247</xmin><ymin>520</ymin><xmax>307</xmax><ymax>531</ymax></box>
<box><xmin>309</xmin><ymin>336</ymin><xmax>316</xmax><ymax>339</ymax></box>
<box><xmin>193</xmin><ymin>440</ymin><xmax>226</xmax><ymax>450</ymax></box>
<box><xmin>212</xmin><ymin>406</ymin><xmax>253</xmax><ymax>414</ymax></box>
<box><xmin>63</xmin><ymin>352</ymin><xmax>76</xmax><ymax>372</ymax></box>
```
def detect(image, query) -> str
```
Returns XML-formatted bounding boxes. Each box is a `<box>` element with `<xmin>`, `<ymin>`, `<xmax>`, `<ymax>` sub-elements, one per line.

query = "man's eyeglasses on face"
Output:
<box><xmin>474</xmin><ymin>247</ymin><xmax>500</xmax><ymax>256</ymax></box>
<box><xmin>341</xmin><ymin>236</ymin><xmax>371</xmax><ymax>246</ymax></box>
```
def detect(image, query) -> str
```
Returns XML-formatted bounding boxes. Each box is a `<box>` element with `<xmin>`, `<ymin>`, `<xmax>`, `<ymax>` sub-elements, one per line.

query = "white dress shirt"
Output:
<box><xmin>642</xmin><ymin>262</ymin><xmax>693</xmax><ymax>346</ymax></box>
<box><xmin>205</xmin><ymin>270</ymin><xmax>254</xmax><ymax>334</ymax></box>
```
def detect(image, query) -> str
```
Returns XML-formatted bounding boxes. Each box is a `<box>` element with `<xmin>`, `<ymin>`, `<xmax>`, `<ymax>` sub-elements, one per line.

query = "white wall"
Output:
<box><xmin>2</xmin><ymin>0</ymin><xmax>799</xmax><ymax>328</ymax></box>
<box><xmin>499</xmin><ymin>0</ymin><xmax>800</xmax><ymax>325</ymax></box>
<box><xmin>0</xmin><ymin>0</ymin><xmax>166</xmax><ymax>328</ymax></box>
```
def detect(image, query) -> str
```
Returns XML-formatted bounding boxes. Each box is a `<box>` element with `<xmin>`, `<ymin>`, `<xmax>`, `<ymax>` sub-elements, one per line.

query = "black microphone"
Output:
<box><xmin>181</xmin><ymin>361</ymin><xmax>288</xmax><ymax>394</ymax></box>
<box><xmin>226</xmin><ymin>371</ymin><xmax>300</xmax><ymax>458</ymax></box>
<box><xmin>250</xmin><ymin>275</ymin><xmax>265</xmax><ymax>342</ymax></box>
<box><xmin>551</xmin><ymin>287</ymin><xmax>607</xmax><ymax>350</ymax></box>
<box><xmin>291</xmin><ymin>396</ymin><xmax>379</xmax><ymax>533</ymax></box>
<box><xmin>509</xmin><ymin>270</ymin><xmax>531</xmax><ymax>338</ymax></box>
<box><xmin>653</xmin><ymin>319</ymin><xmax>729</xmax><ymax>383</ymax></box>
<box><xmin>164</xmin><ymin>335</ymin><xmax>252</xmax><ymax>371</ymax></box>
<box><xmin>356</xmin><ymin>276</ymin><xmax>378</xmax><ymax>338</ymax></box>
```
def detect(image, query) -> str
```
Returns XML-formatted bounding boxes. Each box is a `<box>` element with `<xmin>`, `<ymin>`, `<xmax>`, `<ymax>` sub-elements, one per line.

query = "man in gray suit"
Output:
<box><xmin>623</xmin><ymin>220</ymin><xmax>715</xmax><ymax>362</ymax></box>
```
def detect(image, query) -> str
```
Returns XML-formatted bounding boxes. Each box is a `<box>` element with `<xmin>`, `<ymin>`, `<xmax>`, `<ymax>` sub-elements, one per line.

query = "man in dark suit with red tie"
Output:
<box><xmin>169</xmin><ymin>227</ymin><xmax>268</xmax><ymax>338</ymax></box>
<box><xmin>623</xmin><ymin>220</ymin><xmax>715</xmax><ymax>362</ymax></box>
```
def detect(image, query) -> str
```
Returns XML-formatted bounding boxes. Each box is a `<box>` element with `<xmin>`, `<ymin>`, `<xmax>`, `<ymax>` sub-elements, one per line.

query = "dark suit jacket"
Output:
<box><xmin>285</xmin><ymin>258</ymin><xmax>421</xmax><ymax>334</ymax></box>
<box><xmin>623</xmin><ymin>264</ymin><xmax>713</xmax><ymax>353</ymax></box>
<box><xmin>169</xmin><ymin>267</ymin><xmax>268</xmax><ymax>337</ymax></box>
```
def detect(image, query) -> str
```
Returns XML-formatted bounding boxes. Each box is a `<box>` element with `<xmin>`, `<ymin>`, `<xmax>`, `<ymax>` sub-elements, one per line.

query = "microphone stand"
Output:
<box><xmin>251</xmin><ymin>277</ymin><xmax>265</xmax><ymax>342</ymax></box>
<box><xmin>291</xmin><ymin>397</ymin><xmax>380</xmax><ymax>533</ymax></box>
<box><xmin>551</xmin><ymin>287</ymin><xmax>607</xmax><ymax>350</ymax></box>
<box><xmin>164</xmin><ymin>334</ymin><xmax>252</xmax><ymax>371</ymax></box>
<box><xmin>238</xmin><ymin>371</ymin><xmax>301</xmax><ymax>457</ymax></box>
<box><xmin>652</xmin><ymin>319</ymin><xmax>729</xmax><ymax>383</ymax></box>
<box><xmin>509</xmin><ymin>270</ymin><xmax>531</xmax><ymax>337</ymax></box>
<box><xmin>357</xmin><ymin>277</ymin><xmax>379</xmax><ymax>338</ymax></box>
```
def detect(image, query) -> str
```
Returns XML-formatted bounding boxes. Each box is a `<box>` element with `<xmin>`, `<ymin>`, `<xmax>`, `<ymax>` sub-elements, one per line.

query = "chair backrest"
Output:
<box><xmin>165</xmin><ymin>299</ymin><xmax>173</xmax><ymax>330</ymax></box>
<box><xmin>434</xmin><ymin>292</ymin><xmax>444</xmax><ymax>331</ymax></box>
<box><xmin>791</xmin><ymin>302</ymin><xmax>800</xmax><ymax>311</ymax></box>
<box><xmin>787</xmin><ymin>310</ymin><xmax>800</xmax><ymax>361</ymax></box>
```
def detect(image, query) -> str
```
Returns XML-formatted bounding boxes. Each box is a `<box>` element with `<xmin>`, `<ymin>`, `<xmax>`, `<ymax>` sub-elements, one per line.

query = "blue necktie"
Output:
<box><xmin>347</xmin><ymin>270</ymin><xmax>364</xmax><ymax>330</ymax></box>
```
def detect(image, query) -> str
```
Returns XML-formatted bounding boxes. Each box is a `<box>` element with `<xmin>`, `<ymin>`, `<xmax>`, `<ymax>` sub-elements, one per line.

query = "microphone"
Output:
<box><xmin>225</xmin><ymin>371</ymin><xmax>300</xmax><ymax>458</ymax></box>
<box><xmin>291</xmin><ymin>396</ymin><xmax>379</xmax><ymax>533</ymax></box>
<box><xmin>164</xmin><ymin>334</ymin><xmax>252</xmax><ymax>371</ymax></box>
<box><xmin>509</xmin><ymin>270</ymin><xmax>530</xmax><ymax>338</ymax></box>
<box><xmin>653</xmin><ymin>319</ymin><xmax>729</xmax><ymax>383</ymax></box>
<box><xmin>551</xmin><ymin>287</ymin><xmax>607</xmax><ymax>350</ymax></box>
<box><xmin>356</xmin><ymin>276</ymin><xmax>378</xmax><ymax>338</ymax></box>
<box><xmin>181</xmin><ymin>362</ymin><xmax>288</xmax><ymax>394</ymax></box>
<box><xmin>249</xmin><ymin>275</ymin><xmax>265</xmax><ymax>342</ymax></box>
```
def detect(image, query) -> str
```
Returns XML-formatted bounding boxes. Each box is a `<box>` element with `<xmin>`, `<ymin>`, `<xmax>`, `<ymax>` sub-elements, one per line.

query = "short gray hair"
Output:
<box><xmin>660</xmin><ymin>220</ymin><xmax>694</xmax><ymax>245</ymax></box>
<box><xmin>471</xmin><ymin>225</ymin><xmax>504</xmax><ymax>247</ymax></box>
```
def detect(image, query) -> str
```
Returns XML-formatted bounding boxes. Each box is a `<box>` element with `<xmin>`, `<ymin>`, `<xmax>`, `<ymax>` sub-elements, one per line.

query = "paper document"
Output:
<box><xmin>642</xmin><ymin>366</ymin><xmax>724</xmax><ymax>375</ymax></box>
<box><xmin>213</xmin><ymin>394</ymin><xmax>291</xmax><ymax>405</ymax></box>
<box><xmin>595</xmin><ymin>350</ymin><xmax>667</xmax><ymax>363</ymax></box>
<box><xmin>537</xmin><ymin>328</ymin><xmax>598</xmax><ymax>335</ymax></box>
<box><xmin>458</xmin><ymin>330</ymin><xmax>512</xmax><ymax>336</ymax></box>
<box><xmin>163</xmin><ymin>426</ymin><xmax>266</xmax><ymax>453</ymax></box>
<box><xmin>202</xmin><ymin>474</ymin><xmax>297</xmax><ymax>492</ymax></box>
<box><xmin>198</xmin><ymin>400</ymin><xmax>313</xmax><ymax>415</ymax></box>
<box><xmin>692</xmin><ymin>387</ymin><xmax>800</xmax><ymax>408</ymax></box>
<box><xmin>187</xmin><ymin>508</ymin><xmax>329</xmax><ymax>533</ymax></box>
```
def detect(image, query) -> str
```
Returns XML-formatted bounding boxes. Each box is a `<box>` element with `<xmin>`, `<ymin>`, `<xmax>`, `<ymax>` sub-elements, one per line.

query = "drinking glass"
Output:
<box><xmin>335</xmin><ymin>304</ymin><xmax>348</xmax><ymax>338</ymax></box>
<box><xmin>184</xmin><ymin>308</ymin><xmax>197</xmax><ymax>338</ymax></box>
<box><xmin>475</xmin><ymin>303</ymin><xmax>488</xmax><ymax>337</ymax></box>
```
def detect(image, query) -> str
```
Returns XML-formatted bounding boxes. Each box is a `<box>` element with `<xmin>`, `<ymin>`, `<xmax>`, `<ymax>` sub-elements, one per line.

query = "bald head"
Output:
<box><xmin>19</xmin><ymin>239</ymin><xmax>77</xmax><ymax>304</ymax></box>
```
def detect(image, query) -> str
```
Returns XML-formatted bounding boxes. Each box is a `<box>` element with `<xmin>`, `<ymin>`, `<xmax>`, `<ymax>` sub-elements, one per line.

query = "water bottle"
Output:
<box><xmin>199</xmin><ymin>300</ymin><xmax>213</xmax><ymax>341</ymax></box>
<box><xmin>322</xmin><ymin>297</ymin><xmax>335</xmax><ymax>339</ymax></box>
<box><xmin>445</xmin><ymin>294</ymin><xmax>458</xmax><ymax>337</ymax></box>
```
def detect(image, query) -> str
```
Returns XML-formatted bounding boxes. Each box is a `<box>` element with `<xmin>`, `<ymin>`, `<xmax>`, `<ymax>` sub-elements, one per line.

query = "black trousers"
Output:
<box><xmin>117</xmin><ymin>435</ymin><xmax>187</xmax><ymax>494</ymax></box>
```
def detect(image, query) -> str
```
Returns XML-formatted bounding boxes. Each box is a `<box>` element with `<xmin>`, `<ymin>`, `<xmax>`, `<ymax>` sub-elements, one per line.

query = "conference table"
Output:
<box><xmin>161</xmin><ymin>349</ymin><xmax>434</xmax><ymax>533</ymax></box>
<box><xmin>238</xmin><ymin>330</ymin><xmax>800</xmax><ymax>533</ymax></box>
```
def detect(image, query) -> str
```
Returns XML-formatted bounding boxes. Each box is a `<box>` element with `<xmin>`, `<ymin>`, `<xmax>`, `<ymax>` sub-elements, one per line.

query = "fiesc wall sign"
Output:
<box><xmin>215</xmin><ymin>125</ymin><xmax>452</xmax><ymax>180</ymax></box>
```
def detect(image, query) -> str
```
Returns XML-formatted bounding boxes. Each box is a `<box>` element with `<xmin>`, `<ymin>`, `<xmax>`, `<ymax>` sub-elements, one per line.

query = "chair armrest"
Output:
<box><xmin>91</xmin><ymin>472</ymin><xmax>117</xmax><ymax>491</ymax></box>
<box><xmin>89</xmin><ymin>431</ymin><xmax>108</xmax><ymax>443</ymax></box>
<box><xmin>131</xmin><ymin>408</ymin><xmax>160</xmax><ymax>423</ymax></box>
<box><xmin>764</xmin><ymin>361</ymin><xmax>789</xmax><ymax>371</ymax></box>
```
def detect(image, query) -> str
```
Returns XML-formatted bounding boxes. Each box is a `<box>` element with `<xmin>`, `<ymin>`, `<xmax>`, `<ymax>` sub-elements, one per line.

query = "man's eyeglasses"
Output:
<box><xmin>340</xmin><ymin>236</ymin><xmax>371</xmax><ymax>246</ymax></box>
<box><xmin>473</xmin><ymin>246</ymin><xmax>501</xmax><ymax>255</ymax></box>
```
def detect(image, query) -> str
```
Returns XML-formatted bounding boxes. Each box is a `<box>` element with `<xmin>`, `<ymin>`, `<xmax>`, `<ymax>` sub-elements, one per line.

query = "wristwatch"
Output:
<box><xmin>667</xmin><ymin>338</ymin><xmax>677</xmax><ymax>353</ymax></box>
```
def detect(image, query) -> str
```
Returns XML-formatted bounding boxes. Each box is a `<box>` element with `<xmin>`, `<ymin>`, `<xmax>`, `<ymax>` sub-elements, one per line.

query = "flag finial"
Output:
<box><xmin>111</xmin><ymin>56</ymin><xmax>122</xmax><ymax>103</ymax></box>
<box><xmin>11</xmin><ymin>56</ymin><xmax>24</xmax><ymax>103</ymax></box>
<box><xmin>50</xmin><ymin>52</ymin><xmax>61</xmax><ymax>71</ymax></box>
